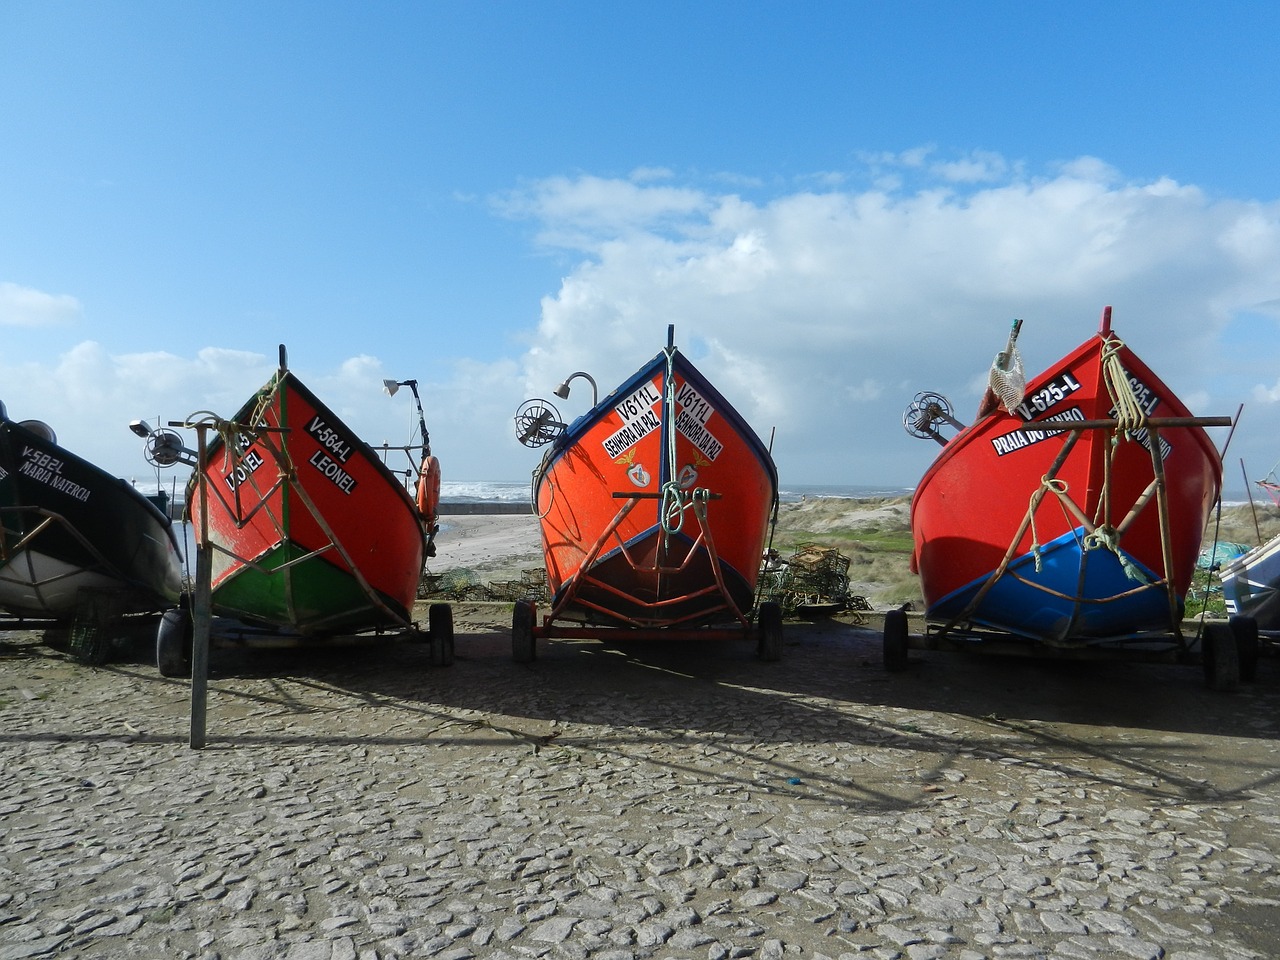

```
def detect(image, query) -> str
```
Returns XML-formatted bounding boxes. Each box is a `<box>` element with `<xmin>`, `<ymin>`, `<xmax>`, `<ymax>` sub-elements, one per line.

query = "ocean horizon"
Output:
<box><xmin>436</xmin><ymin>479</ymin><xmax>917</xmax><ymax>505</ymax></box>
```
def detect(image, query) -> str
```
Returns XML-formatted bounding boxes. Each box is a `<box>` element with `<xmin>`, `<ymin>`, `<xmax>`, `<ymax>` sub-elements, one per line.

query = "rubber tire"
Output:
<box><xmin>156</xmin><ymin>607</ymin><xmax>193</xmax><ymax>678</ymax></box>
<box><xmin>884</xmin><ymin>608</ymin><xmax>909</xmax><ymax>672</ymax></box>
<box><xmin>429</xmin><ymin>603</ymin><xmax>454</xmax><ymax>667</ymax></box>
<box><xmin>757</xmin><ymin>601</ymin><xmax>783</xmax><ymax>662</ymax></box>
<box><xmin>1203</xmin><ymin>622</ymin><xmax>1240</xmax><ymax>692</ymax></box>
<box><xmin>1229</xmin><ymin>616</ymin><xmax>1260</xmax><ymax>683</ymax></box>
<box><xmin>512</xmin><ymin>599</ymin><xmax>536</xmax><ymax>663</ymax></box>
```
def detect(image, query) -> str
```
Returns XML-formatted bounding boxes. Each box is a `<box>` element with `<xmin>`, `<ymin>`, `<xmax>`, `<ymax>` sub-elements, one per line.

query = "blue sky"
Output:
<box><xmin>3</xmin><ymin>2</ymin><xmax>1280</xmax><ymax>498</ymax></box>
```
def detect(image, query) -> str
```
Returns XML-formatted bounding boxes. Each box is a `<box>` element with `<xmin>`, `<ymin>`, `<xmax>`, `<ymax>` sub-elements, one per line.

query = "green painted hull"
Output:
<box><xmin>210</xmin><ymin>541</ymin><xmax>411</xmax><ymax>636</ymax></box>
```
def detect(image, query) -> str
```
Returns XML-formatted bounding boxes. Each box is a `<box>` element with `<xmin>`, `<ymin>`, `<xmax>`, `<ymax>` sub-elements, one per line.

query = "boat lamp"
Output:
<box><xmin>383</xmin><ymin>379</ymin><xmax>432</xmax><ymax>454</ymax></box>
<box><xmin>554</xmin><ymin>372</ymin><xmax>598</xmax><ymax>407</ymax></box>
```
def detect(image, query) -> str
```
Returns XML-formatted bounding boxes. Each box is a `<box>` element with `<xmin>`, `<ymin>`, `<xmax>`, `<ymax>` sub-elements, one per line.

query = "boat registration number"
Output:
<box><xmin>1015</xmin><ymin>372</ymin><xmax>1082</xmax><ymax>419</ymax></box>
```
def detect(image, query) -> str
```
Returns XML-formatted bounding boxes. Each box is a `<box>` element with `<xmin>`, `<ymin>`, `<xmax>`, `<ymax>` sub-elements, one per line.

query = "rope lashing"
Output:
<box><xmin>660</xmin><ymin>479</ymin><xmax>687</xmax><ymax>534</ymax></box>
<box><xmin>1027</xmin><ymin>477</ymin><xmax>1069</xmax><ymax>572</ymax></box>
<box><xmin>659</xmin><ymin>346</ymin><xmax>688</xmax><ymax>535</ymax></box>
<box><xmin>1084</xmin><ymin>525</ymin><xmax>1151</xmax><ymax>584</ymax></box>
<box><xmin>178</xmin><ymin>410</ymin><xmax>244</xmax><ymax>470</ymax></box>
<box><xmin>1100</xmin><ymin>337</ymin><xmax>1148</xmax><ymax>435</ymax></box>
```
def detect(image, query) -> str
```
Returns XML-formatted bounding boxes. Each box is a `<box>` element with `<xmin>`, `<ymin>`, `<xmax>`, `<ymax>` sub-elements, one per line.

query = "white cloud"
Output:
<box><xmin>0</xmin><ymin>341</ymin><xmax>535</xmax><ymax>489</ymax></box>
<box><xmin>503</xmin><ymin>152</ymin><xmax>1280</xmax><ymax>487</ymax></box>
<box><xmin>493</xmin><ymin>174</ymin><xmax>712</xmax><ymax>251</ymax></box>
<box><xmin>0</xmin><ymin>281</ymin><xmax>82</xmax><ymax>327</ymax></box>
<box><xmin>6</xmin><ymin>152</ymin><xmax>1280</xmax><ymax>496</ymax></box>
<box><xmin>932</xmin><ymin>149</ymin><xmax>1008</xmax><ymax>183</ymax></box>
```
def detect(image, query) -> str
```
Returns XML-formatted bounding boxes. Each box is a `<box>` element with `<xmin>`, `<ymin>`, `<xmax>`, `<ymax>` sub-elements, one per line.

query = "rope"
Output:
<box><xmin>1027</xmin><ymin>477</ymin><xmax>1069</xmax><ymax>572</ymax></box>
<box><xmin>659</xmin><ymin>347</ymin><xmax>688</xmax><ymax>535</ymax></box>
<box><xmin>1084</xmin><ymin>525</ymin><xmax>1151</xmax><ymax>584</ymax></box>
<box><xmin>1100</xmin><ymin>337</ymin><xmax>1147</xmax><ymax>435</ymax></box>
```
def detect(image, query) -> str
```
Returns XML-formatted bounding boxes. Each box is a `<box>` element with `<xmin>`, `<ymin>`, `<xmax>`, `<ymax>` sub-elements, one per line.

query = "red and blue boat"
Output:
<box><xmin>894</xmin><ymin>307</ymin><xmax>1238</xmax><ymax>684</ymax></box>
<box><xmin>1</xmin><ymin>402</ymin><xmax>183</xmax><ymax>660</ymax></box>
<box><xmin>512</xmin><ymin>326</ymin><xmax>781</xmax><ymax>659</ymax></box>
<box><xmin>138</xmin><ymin>347</ymin><xmax>450</xmax><ymax>675</ymax></box>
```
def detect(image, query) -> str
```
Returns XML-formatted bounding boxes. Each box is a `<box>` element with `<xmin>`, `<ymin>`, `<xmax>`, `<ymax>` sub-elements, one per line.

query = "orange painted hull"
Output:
<box><xmin>535</xmin><ymin>344</ymin><xmax>777</xmax><ymax>629</ymax></box>
<box><xmin>188</xmin><ymin>368</ymin><xmax>426</xmax><ymax>635</ymax></box>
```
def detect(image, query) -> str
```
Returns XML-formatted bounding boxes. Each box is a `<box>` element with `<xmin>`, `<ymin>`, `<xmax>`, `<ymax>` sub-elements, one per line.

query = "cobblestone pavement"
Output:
<box><xmin>2</xmin><ymin>606</ymin><xmax>1279</xmax><ymax>960</ymax></box>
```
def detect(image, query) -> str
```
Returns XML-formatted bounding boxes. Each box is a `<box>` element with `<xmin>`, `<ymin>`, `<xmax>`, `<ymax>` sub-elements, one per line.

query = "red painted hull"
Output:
<box><xmin>535</xmin><ymin>345</ymin><xmax>778</xmax><ymax>629</ymax></box>
<box><xmin>911</xmin><ymin>313</ymin><xmax>1222</xmax><ymax>642</ymax></box>
<box><xmin>188</xmin><ymin>368</ymin><xmax>425</xmax><ymax>635</ymax></box>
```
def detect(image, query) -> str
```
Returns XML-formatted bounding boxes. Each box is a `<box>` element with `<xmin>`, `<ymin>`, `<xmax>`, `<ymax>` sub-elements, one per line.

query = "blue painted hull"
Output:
<box><xmin>928</xmin><ymin>528</ymin><xmax>1178</xmax><ymax>642</ymax></box>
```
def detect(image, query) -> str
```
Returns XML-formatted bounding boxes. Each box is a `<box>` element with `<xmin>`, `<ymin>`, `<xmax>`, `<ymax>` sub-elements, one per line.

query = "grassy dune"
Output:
<box><xmin>768</xmin><ymin>495</ymin><xmax>920</xmax><ymax>608</ymax></box>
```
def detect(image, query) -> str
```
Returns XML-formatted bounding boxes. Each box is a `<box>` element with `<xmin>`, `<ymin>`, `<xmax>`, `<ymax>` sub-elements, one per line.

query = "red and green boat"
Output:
<box><xmin>141</xmin><ymin>347</ymin><xmax>448</xmax><ymax>674</ymax></box>
<box><xmin>1</xmin><ymin>403</ymin><xmax>183</xmax><ymax>660</ymax></box>
<box><xmin>895</xmin><ymin>307</ymin><xmax>1239</xmax><ymax>684</ymax></box>
<box><xmin>512</xmin><ymin>326</ymin><xmax>781</xmax><ymax>660</ymax></box>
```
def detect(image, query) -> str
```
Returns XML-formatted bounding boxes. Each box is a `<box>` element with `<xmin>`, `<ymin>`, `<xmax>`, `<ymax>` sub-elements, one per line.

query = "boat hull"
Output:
<box><xmin>188</xmin><ymin>369</ymin><xmax>425</xmax><ymax>636</ymax></box>
<box><xmin>911</xmin><ymin>318</ymin><xmax>1221</xmax><ymax>644</ymax></box>
<box><xmin>535</xmin><ymin>346</ymin><xmax>777</xmax><ymax>629</ymax></box>
<box><xmin>0</xmin><ymin>419</ymin><xmax>183</xmax><ymax>620</ymax></box>
<box><xmin>1220</xmin><ymin>533</ymin><xmax>1280</xmax><ymax>630</ymax></box>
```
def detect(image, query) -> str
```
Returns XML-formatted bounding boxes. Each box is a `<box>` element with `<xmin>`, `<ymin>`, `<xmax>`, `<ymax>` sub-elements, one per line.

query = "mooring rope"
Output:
<box><xmin>1100</xmin><ymin>337</ymin><xmax>1147</xmax><ymax>435</ymax></box>
<box><xmin>659</xmin><ymin>347</ymin><xmax>689</xmax><ymax>535</ymax></box>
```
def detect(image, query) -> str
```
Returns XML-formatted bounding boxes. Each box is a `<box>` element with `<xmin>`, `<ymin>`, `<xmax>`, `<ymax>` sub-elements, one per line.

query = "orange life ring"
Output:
<box><xmin>416</xmin><ymin>455</ymin><xmax>441</xmax><ymax>526</ymax></box>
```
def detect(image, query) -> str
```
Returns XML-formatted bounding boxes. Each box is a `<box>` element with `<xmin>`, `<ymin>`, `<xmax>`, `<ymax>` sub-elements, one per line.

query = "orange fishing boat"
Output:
<box><xmin>134</xmin><ymin>347</ymin><xmax>452</xmax><ymax>675</ymax></box>
<box><xmin>512</xmin><ymin>326</ymin><xmax>781</xmax><ymax>660</ymax></box>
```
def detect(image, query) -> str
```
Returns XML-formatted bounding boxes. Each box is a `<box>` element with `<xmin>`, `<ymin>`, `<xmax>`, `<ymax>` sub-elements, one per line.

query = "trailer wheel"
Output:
<box><xmin>156</xmin><ymin>607</ymin><xmax>193</xmax><ymax>678</ymax></box>
<box><xmin>429</xmin><ymin>603</ymin><xmax>454</xmax><ymax>667</ymax></box>
<box><xmin>1203</xmin><ymin>622</ymin><xmax>1240</xmax><ymax>692</ymax></box>
<box><xmin>757</xmin><ymin>601</ymin><xmax>783</xmax><ymax>661</ymax></box>
<box><xmin>884</xmin><ymin>609</ymin><xmax>909</xmax><ymax>672</ymax></box>
<box><xmin>1229</xmin><ymin>616</ymin><xmax>1259</xmax><ymax>682</ymax></box>
<box><xmin>512</xmin><ymin>599</ymin><xmax>537</xmax><ymax>663</ymax></box>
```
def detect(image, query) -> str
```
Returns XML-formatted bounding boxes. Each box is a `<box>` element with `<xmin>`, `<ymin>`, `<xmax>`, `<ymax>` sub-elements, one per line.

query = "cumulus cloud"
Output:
<box><xmin>0</xmin><ymin>342</ymin><xmax>528</xmax><ymax>488</ymax></box>
<box><xmin>503</xmin><ymin>151</ymin><xmax>1280</xmax><ymax>486</ymax></box>
<box><xmin>0</xmin><ymin>281</ymin><xmax>82</xmax><ymax>327</ymax></box>
<box><xmin>6</xmin><ymin>152</ymin><xmax>1280</xmax><ymax>492</ymax></box>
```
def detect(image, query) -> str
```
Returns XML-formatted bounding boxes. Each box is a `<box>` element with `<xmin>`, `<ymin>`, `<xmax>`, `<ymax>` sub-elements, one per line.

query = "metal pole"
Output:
<box><xmin>190</xmin><ymin>424</ymin><xmax>212</xmax><ymax>750</ymax></box>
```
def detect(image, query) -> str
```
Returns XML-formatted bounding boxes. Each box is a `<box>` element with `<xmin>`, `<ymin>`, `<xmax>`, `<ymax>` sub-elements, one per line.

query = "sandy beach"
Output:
<box><xmin>425</xmin><ymin>496</ymin><xmax>920</xmax><ymax>606</ymax></box>
<box><xmin>427</xmin><ymin>511</ymin><xmax>544</xmax><ymax>580</ymax></box>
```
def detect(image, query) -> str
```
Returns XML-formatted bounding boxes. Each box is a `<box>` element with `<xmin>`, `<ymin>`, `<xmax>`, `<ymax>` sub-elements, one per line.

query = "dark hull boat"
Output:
<box><xmin>141</xmin><ymin>348</ymin><xmax>450</xmax><ymax>675</ymax></box>
<box><xmin>0</xmin><ymin>404</ymin><xmax>183</xmax><ymax>654</ymax></box>
<box><xmin>512</xmin><ymin>327</ymin><xmax>781</xmax><ymax>660</ymax></box>
<box><xmin>894</xmin><ymin>308</ymin><xmax>1240</xmax><ymax>686</ymax></box>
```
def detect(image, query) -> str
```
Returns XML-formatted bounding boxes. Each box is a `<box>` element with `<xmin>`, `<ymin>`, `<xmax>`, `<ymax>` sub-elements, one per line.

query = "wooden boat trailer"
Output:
<box><xmin>884</xmin><ymin>413</ymin><xmax>1255</xmax><ymax>690</ymax></box>
<box><xmin>513</xmin><ymin>489</ymin><xmax>782</xmax><ymax>661</ymax></box>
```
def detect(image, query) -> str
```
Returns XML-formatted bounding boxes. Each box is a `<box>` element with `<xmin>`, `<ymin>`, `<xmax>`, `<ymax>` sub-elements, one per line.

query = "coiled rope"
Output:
<box><xmin>1100</xmin><ymin>338</ymin><xmax>1147</xmax><ymax>435</ymax></box>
